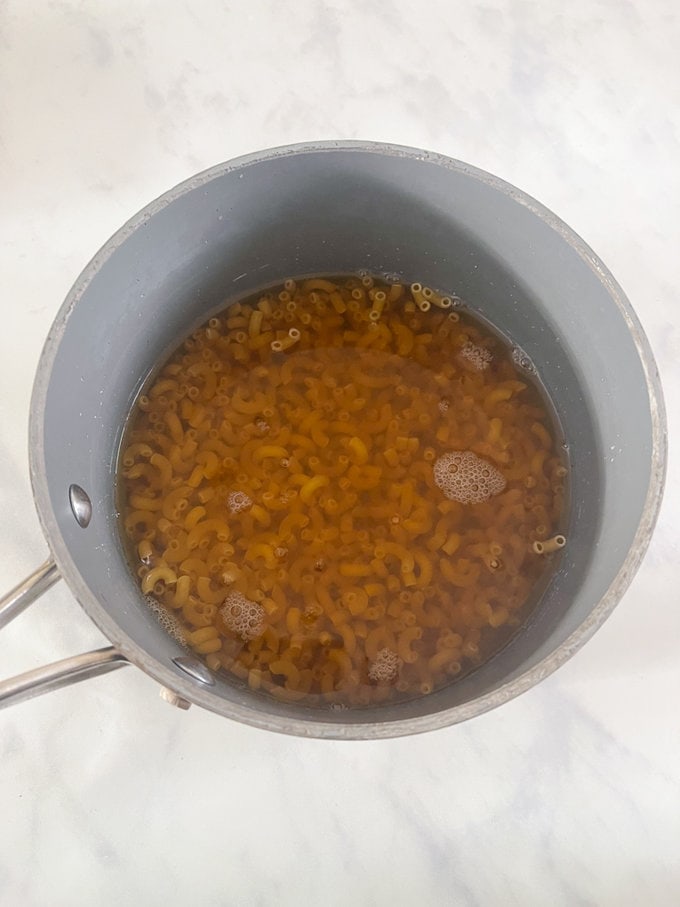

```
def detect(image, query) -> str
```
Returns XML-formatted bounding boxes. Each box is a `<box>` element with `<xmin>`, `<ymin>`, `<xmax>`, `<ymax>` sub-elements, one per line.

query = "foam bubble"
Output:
<box><xmin>511</xmin><ymin>346</ymin><xmax>536</xmax><ymax>373</ymax></box>
<box><xmin>227</xmin><ymin>490</ymin><xmax>252</xmax><ymax>514</ymax></box>
<box><xmin>221</xmin><ymin>591</ymin><xmax>265</xmax><ymax>640</ymax></box>
<box><xmin>368</xmin><ymin>647</ymin><xmax>402</xmax><ymax>683</ymax></box>
<box><xmin>433</xmin><ymin>450</ymin><xmax>506</xmax><ymax>504</ymax></box>
<box><xmin>458</xmin><ymin>341</ymin><xmax>492</xmax><ymax>371</ymax></box>
<box><xmin>145</xmin><ymin>596</ymin><xmax>187</xmax><ymax>646</ymax></box>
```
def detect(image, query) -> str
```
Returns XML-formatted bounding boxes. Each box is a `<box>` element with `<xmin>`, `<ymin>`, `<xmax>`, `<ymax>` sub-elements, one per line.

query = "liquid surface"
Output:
<box><xmin>119</xmin><ymin>276</ymin><xmax>568</xmax><ymax>707</ymax></box>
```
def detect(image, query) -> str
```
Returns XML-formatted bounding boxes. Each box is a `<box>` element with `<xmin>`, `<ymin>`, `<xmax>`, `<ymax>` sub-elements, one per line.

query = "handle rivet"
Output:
<box><xmin>172</xmin><ymin>655</ymin><xmax>215</xmax><ymax>685</ymax></box>
<box><xmin>68</xmin><ymin>484</ymin><xmax>92</xmax><ymax>528</ymax></box>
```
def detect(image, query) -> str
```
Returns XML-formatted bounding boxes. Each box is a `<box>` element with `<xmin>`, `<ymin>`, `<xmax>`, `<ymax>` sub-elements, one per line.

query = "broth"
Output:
<box><xmin>118</xmin><ymin>275</ymin><xmax>568</xmax><ymax>707</ymax></box>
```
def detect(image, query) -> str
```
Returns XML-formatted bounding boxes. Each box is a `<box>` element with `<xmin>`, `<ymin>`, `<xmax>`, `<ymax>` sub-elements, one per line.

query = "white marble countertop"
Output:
<box><xmin>1</xmin><ymin>2</ymin><xmax>678</xmax><ymax>904</ymax></box>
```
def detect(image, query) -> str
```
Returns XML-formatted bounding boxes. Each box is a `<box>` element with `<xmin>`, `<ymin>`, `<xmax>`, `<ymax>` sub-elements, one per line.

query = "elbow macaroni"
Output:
<box><xmin>120</xmin><ymin>275</ymin><xmax>567</xmax><ymax>707</ymax></box>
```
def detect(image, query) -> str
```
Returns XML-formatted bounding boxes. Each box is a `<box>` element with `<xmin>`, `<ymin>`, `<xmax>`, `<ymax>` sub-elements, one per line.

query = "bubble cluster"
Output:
<box><xmin>227</xmin><ymin>490</ymin><xmax>252</xmax><ymax>514</ymax></box>
<box><xmin>368</xmin><ymin>647</ymin><xmax>402</xmax><ymax>683</ymax></box>
<box><xmin>221</xmin><ymin>591</ymin><xmax>265</xmax><ymax>640</ymax></box>
<box><xmin>511</xmin><ymin>347</ymin><xmax>535</xmax><ymax>373</ymax></box>
<box><xmin>145</xmin><ymin>597</ymin><xmax>187</xmax><ymax>646</ymax></box>
<box><xmin>458</xmin><ymin>341</ymin><xmax>492</xmax><ymax>371</ymax></box>
<box><xmin>438</xmin><ymin>397</ymin><xmax>450</xmax><ymax>414</ymax></box>
<box><xmin>433</xmin><ymin>450</ymin><xmax>507</xmax><ymax>504</ymax></box>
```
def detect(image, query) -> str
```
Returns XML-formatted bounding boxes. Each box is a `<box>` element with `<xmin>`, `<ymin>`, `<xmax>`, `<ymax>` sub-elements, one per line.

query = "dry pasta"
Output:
<box><xmin>119</xmin><ymin>275</ymin><xmax>568</xmax><ymax>708</ymax></box>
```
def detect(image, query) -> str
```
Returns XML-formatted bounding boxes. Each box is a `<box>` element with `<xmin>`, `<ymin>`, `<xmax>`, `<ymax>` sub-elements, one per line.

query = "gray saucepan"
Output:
<box><xmin>0</xmin><ymin>142</ymin><xmax>666</xmax><ymax>738</ymax></box>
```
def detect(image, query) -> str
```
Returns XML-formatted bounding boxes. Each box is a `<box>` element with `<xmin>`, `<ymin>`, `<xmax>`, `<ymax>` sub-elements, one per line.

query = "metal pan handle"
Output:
<box><xmin>0</xmin><ymin>559</ymin><xmax>61</xmax><ymax>630</ymax></box>
<box><xmin>0</xmin><ymin>559</ymin><xmax>130</xmax><ymax>710</ymax></box>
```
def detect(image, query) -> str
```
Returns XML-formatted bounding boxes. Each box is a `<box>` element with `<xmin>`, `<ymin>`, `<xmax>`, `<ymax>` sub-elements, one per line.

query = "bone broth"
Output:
<box><xmin>118</xmin><ymin>276</ymin><xmax>568</xmax><ymax>707</ymax></box>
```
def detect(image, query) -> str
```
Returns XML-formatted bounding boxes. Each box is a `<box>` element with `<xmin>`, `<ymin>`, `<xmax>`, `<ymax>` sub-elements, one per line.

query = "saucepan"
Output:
<box><xmin>0</xmin><ymin>142</ymin><xmax>666</xmax><ymax>738</ymax></box>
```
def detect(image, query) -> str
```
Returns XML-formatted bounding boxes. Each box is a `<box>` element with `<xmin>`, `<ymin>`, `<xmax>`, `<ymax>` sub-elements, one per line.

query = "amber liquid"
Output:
<box><xmin>118</xmin><ymin>276</ymin><xmax>568</xmax><ymax>708</ymax></box>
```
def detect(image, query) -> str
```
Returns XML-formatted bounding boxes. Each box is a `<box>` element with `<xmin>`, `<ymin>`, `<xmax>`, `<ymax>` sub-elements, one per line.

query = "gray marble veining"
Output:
<box><xmin>0</xmin><ymin>1</ymin><xmax>678</xmax><ymax>904</ymax></box>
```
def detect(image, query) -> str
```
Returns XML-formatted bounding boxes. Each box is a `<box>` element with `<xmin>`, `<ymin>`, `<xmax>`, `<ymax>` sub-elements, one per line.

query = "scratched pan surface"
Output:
<box><xmin>28</xmin><ymin>142</ymin><xmax>666</xmax><ymax>738</ymax></box>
